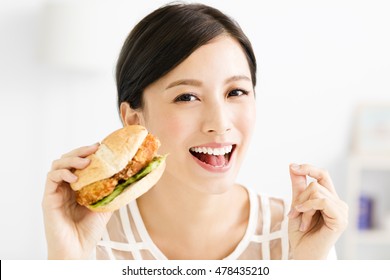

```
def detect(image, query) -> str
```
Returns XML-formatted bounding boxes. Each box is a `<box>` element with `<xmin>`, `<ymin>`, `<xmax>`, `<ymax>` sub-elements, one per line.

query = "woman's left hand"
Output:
<box><xmin>288</xmin><ymin>164</ymin><xmax>348</xmax><ymax>259</ymax></box>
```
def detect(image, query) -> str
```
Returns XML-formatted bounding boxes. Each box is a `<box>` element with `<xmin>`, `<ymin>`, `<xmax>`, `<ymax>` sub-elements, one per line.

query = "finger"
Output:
<box><xmin>295</xmin><ymin>198</ymin><xmax>344</xmax><ymax>231</ymax></box>
<box><xmin>288</xmin><ymin>181</ymin><xmax>329</xmax><ymax>219</ymax></box>
<box><xmin>299</xmin><ymin>209</ymin><xmax>316</xmax><ymax>232</ymax></box>
<box><xmin>296</xmin><ymin>198</ymin><xmax>327</xmax><ymax>212</ymax></box>
<box><xmin>295</xmin><ymin>181</ymin><xmax>333</xmax><ymax>206</ymax></box>
<box><xmin>51</xmin><ymin>157</ymin><xmax>91</xmax><ymax>171</ymax></box>
<box><xmin>45</xmin><ymin>169</ymin><xmax>78</xmax><ymax>195</ymax></box>
<box><xmin>61</xmin><ymin>143</ymin><xmax>100</xmax><ymax>159</ymax></box>
<box><xmin>289</xmin><ymin>163</ymin><xmax>307</xmax><ymax>201</ymax></box>
<box><xmin>290</xmin><ymin>164</ymin><xmax>336</xmax><ymax>195</ymax></box>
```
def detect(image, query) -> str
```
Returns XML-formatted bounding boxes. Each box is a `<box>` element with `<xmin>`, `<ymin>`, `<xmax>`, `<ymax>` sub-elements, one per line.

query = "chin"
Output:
<box><xmin>189</xmin><ymin>174</ymin><xmax>238</xmax><ymax>195</ymax></box>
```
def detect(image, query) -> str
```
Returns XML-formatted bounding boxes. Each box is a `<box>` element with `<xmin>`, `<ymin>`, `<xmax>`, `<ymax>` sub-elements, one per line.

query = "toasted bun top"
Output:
<box><xmin>70</xmin><ymin>125</ymin><xmax>148</xmax><ymax>191</ymax></box>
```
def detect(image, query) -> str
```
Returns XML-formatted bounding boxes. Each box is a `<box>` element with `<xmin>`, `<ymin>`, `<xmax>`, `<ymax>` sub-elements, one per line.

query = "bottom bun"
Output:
<box><xmin>86</xmin><ymin>160</ymin><xmax>166</xmax><ymax>212</ymax></box>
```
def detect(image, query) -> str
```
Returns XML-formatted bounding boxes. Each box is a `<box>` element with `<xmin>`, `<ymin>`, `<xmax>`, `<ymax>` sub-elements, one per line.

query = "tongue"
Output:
<box><xmin>196</xmin><ymin>153</ymin><xmax>227</xmax><ymax>167</ymax></box>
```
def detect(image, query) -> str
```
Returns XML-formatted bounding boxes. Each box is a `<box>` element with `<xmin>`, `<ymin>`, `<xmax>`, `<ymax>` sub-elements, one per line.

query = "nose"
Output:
<box><xmin>201</xmin><ymin>103</ymin><xmax>232</xmax><ymax>135</ymax></box>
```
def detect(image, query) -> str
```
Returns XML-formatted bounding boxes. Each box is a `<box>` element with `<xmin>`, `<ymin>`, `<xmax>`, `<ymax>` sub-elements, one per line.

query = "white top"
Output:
<box><xmin>95</xmin><ymin>186</ymin><xmax>295</xmax><ymax>260</ymax></box>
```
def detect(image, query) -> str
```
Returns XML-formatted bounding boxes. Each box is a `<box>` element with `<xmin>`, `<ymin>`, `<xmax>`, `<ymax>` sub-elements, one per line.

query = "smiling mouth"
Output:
<box><xmin>189</xmin><ymin>145</ymin><xmax>236</xmax><ymax>168</ymax></box>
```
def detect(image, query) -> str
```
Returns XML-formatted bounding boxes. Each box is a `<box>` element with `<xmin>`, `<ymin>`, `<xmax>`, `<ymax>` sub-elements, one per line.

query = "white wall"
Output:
<box><xmin>1</xmin><ymin>0</ymin><xmax>389</xmax><ymax>259</ymax></box>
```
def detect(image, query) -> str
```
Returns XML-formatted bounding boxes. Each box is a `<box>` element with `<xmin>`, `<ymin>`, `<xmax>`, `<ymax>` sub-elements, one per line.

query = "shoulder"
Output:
<box><xmin>268</xmin><ymin>196</ymin><xmax>289</xmax><ymax>228</ymax></box>
<box><xmin>245</xmin><ymin>186</ymin><xmax>289</xmax><ymax>232</ymax></box>
<box><xmin>242</xmin><ymin>186</ymin><xmax>290</xmax><ymax>259</ymax></box>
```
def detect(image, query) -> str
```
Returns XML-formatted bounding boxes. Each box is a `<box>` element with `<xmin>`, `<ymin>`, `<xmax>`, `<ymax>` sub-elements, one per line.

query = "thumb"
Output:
<box><xmin>289</xmin><ymin>164</ymin><xmax>307</xmax><ymax>203</ymax></box>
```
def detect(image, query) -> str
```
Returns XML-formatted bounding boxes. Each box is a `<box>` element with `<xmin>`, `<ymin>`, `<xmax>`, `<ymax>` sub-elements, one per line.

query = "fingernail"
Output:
<box><xmin>299</xmin><ymin>223</ymin><xmax>306</xmax><ymax>232</ymax></box>
<box><xmin>291</xmin><ymin>164</ymin><xmax>300</xmax><ymax>170</ymax></box>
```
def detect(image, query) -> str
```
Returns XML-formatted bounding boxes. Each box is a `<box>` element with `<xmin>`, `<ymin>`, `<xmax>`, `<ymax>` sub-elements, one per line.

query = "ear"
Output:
<box><xmin>120</xmin><ymin>102</ymin><xmax>141</xmax><ymax>126</ymax></box>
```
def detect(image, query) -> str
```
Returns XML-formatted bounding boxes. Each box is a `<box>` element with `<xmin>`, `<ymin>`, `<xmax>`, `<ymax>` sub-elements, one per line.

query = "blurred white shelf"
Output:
<box><xmin>352</xmin><ymin>229</ymin><xmax>390</xmax><ymax>244</ymax></box>
<box><xmin>349</xmin><ymin>154</ymin><xmax>390</xmax><ymax>170</ymax></box>
<box><xmin>344</xmin><ymin>153</ymin><xmax>390</xmax><ymax>259</ymax></box>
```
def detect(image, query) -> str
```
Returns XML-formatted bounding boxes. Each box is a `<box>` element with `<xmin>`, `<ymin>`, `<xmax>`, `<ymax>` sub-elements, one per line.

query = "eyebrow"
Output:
<box><xmin>165</xmin><ymin>79</ymin><xmax>201</xmax><ymax>90</ymax></box>
<box><xmin>165</xmin><ymin>75</ymin><xmax>251</xmax><ymax>90</ymax></box>
<box><xmin>225</xmin><ymin>75</ymin><xmax>251</xmax><ymax>84</ymax></box>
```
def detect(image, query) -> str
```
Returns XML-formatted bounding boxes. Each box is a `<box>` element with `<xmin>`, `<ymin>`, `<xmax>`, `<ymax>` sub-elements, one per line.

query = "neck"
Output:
<box><xmin>136</xmin><ymin>172</ymin><xmax>243</xmax><ymax>231</ymax></box>
<box><xmin>136</xmin><ymin>172</ymin><xmax>250</xmax><ymax>259</ymax></box>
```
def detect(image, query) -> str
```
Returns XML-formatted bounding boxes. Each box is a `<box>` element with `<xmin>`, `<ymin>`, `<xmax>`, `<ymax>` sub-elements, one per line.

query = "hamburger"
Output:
<box><xmin>70</xmin><ymin>125</ymin><xmax>166</xmax><ymax>212</ymax></box>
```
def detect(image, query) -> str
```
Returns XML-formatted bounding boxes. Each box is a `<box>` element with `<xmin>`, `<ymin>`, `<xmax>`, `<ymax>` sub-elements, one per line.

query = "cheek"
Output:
<box><xmin>247</xmin><ymin>104</ymin><xmax>256</xmax><ymax>131</ymax></box>
<box><xmin>143</xmin><ymin>107</ymin><xmax>194</xmax><ymax>153</ymax></box>
<box><xmin>234</xmin><ymin>101</ymin><xmax>256</xmax><ymax>137</ymax></box>
<box><xmin>163</xmin><ymin>114</ymin><xmax>189</xmax><ymax>136</ymax></box>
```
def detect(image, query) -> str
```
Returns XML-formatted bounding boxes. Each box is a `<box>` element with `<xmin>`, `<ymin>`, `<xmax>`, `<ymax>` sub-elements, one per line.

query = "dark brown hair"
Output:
<box><xmin>116</xmin><ymin>2</ymin><xmax>256</xmax><ymax>109</ymax></box>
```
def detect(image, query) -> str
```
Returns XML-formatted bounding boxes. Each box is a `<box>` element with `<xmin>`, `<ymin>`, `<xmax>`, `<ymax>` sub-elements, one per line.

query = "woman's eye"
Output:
<box><xmin>174</xmin><ymin>93</ymin><xmax>199</xmax><ymax>103</ymax></box>
<box><xmin>228</xmin><ymin>89</ymin><xmax>249</xmax><ymax>97</ymax></box>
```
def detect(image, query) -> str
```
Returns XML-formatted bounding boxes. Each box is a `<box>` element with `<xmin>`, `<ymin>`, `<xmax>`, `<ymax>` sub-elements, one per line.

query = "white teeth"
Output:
<box><xmin>190</xmin><ymin>145</ymin><xmax>233</xmax><ymax>156</ymax></box>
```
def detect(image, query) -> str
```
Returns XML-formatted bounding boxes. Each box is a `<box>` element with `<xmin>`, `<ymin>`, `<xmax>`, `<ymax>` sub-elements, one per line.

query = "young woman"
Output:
<box><xmin>42</xmin><ymin>3</ymin><xmax>348</xmax><ymax>260</ymax></box>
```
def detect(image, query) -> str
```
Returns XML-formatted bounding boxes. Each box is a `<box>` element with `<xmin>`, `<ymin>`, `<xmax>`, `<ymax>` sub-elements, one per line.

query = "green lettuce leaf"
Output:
<box><xmin>90</xmin><ymin>155</ymin><xmax>166</xmax><ymax>208</ymax></box>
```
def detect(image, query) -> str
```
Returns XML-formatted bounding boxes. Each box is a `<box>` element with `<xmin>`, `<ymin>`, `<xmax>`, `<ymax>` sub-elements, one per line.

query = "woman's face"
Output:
<box><xmin>137</xmin><ymin>36</ymin><xmax>256</xmax><ymax>194</ymax></box>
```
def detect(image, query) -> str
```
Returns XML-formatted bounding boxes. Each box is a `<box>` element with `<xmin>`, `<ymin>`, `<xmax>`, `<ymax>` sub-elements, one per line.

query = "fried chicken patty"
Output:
<box><xmin>76</xmin><ymin>134</ymin><xmax>160</xmax><ymax>206</ymax></box>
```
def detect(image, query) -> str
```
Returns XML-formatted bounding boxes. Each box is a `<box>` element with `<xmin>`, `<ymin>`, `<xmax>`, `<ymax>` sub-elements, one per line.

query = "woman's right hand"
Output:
<box><xmin>42</xmin><ymin>143</ymin><xmax>113</xmax><ymax>259</ymax></box>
